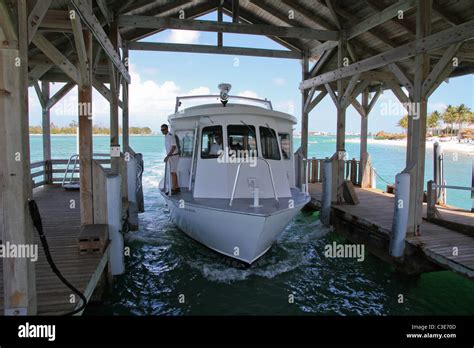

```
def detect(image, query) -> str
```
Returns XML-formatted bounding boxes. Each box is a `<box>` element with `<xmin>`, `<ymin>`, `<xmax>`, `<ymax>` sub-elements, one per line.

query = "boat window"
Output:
<box><xmin>279</xmin><ymin>133</ymin><xmax>291</xmax><ymax>160</ymax></box>
<box><xmin>201</xmin><ymin>126</ymin><xmax>223</xmax><ymax>159</ymax></box>
<box><xmin>259</xmin><ymin>127</ymin><xmax>281</xmax><ymax>160</ymax></box>
<box><xmin>227</xmin><ymin>125</ymin><xmax>258</xmax><ymax>157</ymax></box>
<box><xmin>175</xmin><ymin>130</ymin><xmax>194</xmax><ymax>157</ymax></box>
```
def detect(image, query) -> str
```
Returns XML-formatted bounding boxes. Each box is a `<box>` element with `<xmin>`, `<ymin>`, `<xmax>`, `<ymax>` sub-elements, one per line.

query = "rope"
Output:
<box><xmin>373</xmin><ymin>168</ymin><xmax>394</xmax><ymax>186</ymax></box>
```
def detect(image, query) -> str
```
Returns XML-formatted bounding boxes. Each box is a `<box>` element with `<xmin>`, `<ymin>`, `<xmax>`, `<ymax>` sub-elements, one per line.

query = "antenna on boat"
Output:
<box><xmin>218</xmin><ymin>83</ymin><xmax>231</xmax><ymax>107</ymax></box>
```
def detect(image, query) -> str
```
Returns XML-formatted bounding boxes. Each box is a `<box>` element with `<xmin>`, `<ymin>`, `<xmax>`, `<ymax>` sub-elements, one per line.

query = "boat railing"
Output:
<box><xmin>175</xmin><ymin>95</ymin><xmax>273</xmax><ymax>113</ymax></box>
<box><xmin>229</xmin><ymin>157</ymin><xmax>279</xmax><ymax>207</ymax></box>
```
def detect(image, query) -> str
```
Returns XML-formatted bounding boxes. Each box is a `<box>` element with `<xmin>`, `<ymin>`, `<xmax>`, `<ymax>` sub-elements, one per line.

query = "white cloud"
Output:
<box><xmin>273</xmin><ymin>78</ymin><xmax>286</xmax><ymax>87</ymax></box>
<box><xmin>237</xmin><ymin>90</ymin><xmax>259</xmax><ymax>99</ymax></box>
<box><xmin>428</xmin><ymin>102</ymin><xmax>448</xmax><ymax>112</ymax></box>
<box><xmin>165</xmin><ymin>30</ymin><xmax>200</xmax><ymax>44</ymax></box>
<box><xmin>275</xmin><ymin>100</ymin><xmax>296</xmax><ymax>115</ymax></box>
<box><xmin>186</xmin><ymin>86</ymin><xmax>211</xmax><ymax>96</ymax></box>
<box><xmin>28</xmin><ymin>65</ymin><xmax>212</xmax><ymax>130</ymax></box>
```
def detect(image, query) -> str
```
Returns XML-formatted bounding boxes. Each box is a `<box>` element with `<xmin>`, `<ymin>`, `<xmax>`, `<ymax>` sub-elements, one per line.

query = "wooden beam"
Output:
<box><xmin>221</xmin><ymin>2</ymin><xmax>303</xmax><ymax>53</ymax></box>
<box><xmin>281</xmin><ymin>0</ymin><xmax>337</xmax><ymax>31</ymax></box>
<box><xmin>33</xmin><ymin>81</ymin><xmax>45</xmax><ymax>109</ymax></box>
<box><xmin>232</xmin><ymin>0</ymin><xmax>240</xmax><ymax>23</ymax></box>
<box><xmin>118</xmin><ymin>15</ymin><xmax>339</xmax><ymax>41</ymax></box>
<box><xmin>128</xmin><ymin>41</ymin><xmax>302</xmax><ymax>59</ymax></box>
<box><xmin>96</xmin><ymin>0</ymin><xmax>111</xmax><ymax>24</ymax></box>
<box><xmin>324</xmin><ymin>83</ymin><xmax>337</xmax><ymax>106</ymax></box>
<box><xmin>345</xmin><ymin>0</ymin><xmax>415</xmax><ymax>40</ymax></box>
<box><xmin>39</xmin><ymin>9</ymin><xmax>72</xmax><ymax>31</ymax></box>
<box><xmin>28</xmin><ymin>64</ymin><xmax>52</xmax><ymax>85</ymax></box>
<box><xmin>386</xmin><ymin>79</ymin><xmax>410</xmax><ymax>105</ymax></box>
<box><xmin>32</xmin><ymin>33</ymin><xmax>79</xmax><ymax>84</ymax></box>
<box><xmin>27</xmin><ymin>0</ymin><xmax>52</xmax><ymax>44</ymax></box>
<box><xmin>0</xmin><ymin>0</ymin><xmax>17</xmax><ymax>46</ymax></box>
<box><xmin>387</xmin><ymin>63</ymin><xmax>414</xmax><ymax>96</ymax></box>
<box><xmin>46</xmin><ymin>82</ymin><xmax>75</xmax><ymax>110</ymax></box>
<box><xmin>300</xmin><ymin>19</ymin><xmax>474</xmax><ymax>89</ymax></box>
<box><xmin>351</xmin><ymin>98</ymin><xmax>366</xmax><ymax>117</ymax></box>
<box><xmin>217</xmin><ymin>4</ymin><xmax>223</xmax><ymax>47</ymax></box>
<box><xmin>422</xmin><ymin>42</ymin><xmax>462</xmax><ymax>97</ymax></box>
<box><xmin>69</xmin><ymin>5</ymin><xmax>90</xmax><ymax>87</ymax></box>
<box><xmin>70</xmin><ymin>0</ymin><xmax>131</xmax><ymax>83</ymax></box>
<box><xmin>307</xmin><ymin>90</ymin><xmax>328</xmax><ymax>113</ymax></box>
<box><xmin>432</xmin><ymin>1</ymin><xmax>460</xmax><ymax>26</ymax></box>
<box><xmin>367</xmin><ymin>86</ymin><xmax>382</xmax><ymax>114</ymax></box>
<box><xmin>365</xmin><ymin>0</ymin><xmax>416</xmax><ymax>36</ymax></box>
<box><xmin>92</xmin><ymin>79</ymin><xmax>124</xmax><ymax>109</ymax></box>
<box><xmin>341</xmin><ymin>73</ymin><xmax>361</xmax><ymax>109</ymax></box>
<box><xmin>325</xmin><ymin>0</ymin><xmax>342</xmax><ymax>29</ymax></box>
<box><xmin>309</xmin><ymin>48</ymin><xmax>336</xmax><ymax>78</ymax></box>
<box><xmin>308</xmin><ymin>40</ymin><xmax>338</xmax><ymax>59</ymax></box>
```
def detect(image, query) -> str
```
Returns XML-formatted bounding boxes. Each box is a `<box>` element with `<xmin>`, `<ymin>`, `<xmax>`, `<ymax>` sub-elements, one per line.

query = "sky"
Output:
<box><xmin>28</xmin><ymin>12</ymin><xmax>474</xmax><ymax>134</ymax></box>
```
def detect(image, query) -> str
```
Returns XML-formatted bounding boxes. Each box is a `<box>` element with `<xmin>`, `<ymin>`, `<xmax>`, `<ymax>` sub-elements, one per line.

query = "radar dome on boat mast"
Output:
<box><xmin>218</xmin><ymin>83</ymin><xmax>232</xmax><ymax>107</ymax></box>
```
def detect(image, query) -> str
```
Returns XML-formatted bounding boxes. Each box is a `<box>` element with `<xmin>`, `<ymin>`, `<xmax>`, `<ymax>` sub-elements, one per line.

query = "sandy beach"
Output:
<box><xmin>345</xmin><ymin>137</ymin><xmax>474</xmax><ymax>155</ymax></box>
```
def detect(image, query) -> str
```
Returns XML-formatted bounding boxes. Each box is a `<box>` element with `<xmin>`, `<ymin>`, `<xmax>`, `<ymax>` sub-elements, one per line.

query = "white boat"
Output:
<box><xmin>159</xmin><ymin>84</ymin><xmax>310</xmax><ymax>264</ymax></box>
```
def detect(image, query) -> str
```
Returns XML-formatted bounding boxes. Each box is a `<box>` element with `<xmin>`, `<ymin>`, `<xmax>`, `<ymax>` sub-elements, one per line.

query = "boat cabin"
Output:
<box><xmin>166</xmin><ymin>96</ymin><xmax>297</xmax><ymax>200</ymax></box>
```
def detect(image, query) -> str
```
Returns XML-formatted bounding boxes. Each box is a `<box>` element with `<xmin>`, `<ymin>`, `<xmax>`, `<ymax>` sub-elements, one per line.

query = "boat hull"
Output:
<box><xmin>161</xmin><ymin>192</ymin><xmax>308</xmax><ymax>264</ymax></box>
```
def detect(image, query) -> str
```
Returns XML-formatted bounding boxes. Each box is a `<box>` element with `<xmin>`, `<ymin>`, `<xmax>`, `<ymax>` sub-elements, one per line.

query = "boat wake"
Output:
<box><xmin>185</xmin><ymin>214</ymin><xmax>331</xmax><ymax>284</ymax></box>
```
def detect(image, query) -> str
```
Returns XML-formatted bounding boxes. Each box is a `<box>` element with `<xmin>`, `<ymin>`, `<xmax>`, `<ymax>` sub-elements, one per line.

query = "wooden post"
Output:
<box><xmin>0</xmin><ymin>0</ymin><xmax>37</xmax><ymax>315</ymax></box>
<box><xmin>110</xmin><ymin>17</ymin><xmax>120</xmax><ymax>174</ymax></box>
<box><xmin>359</xmin><ymin>91</ymin><xmax>369</xmax><ymax>187</ymax></box>
<box><xmin>335</xmin><ymin>37</ymin><xmax>347</xmax><ymax>203</ymax></box>
<box><xmin>427</xmin><ymin>180</ymin><xmax>436</xmax><ymax>220</ymax></box>
<box><xmin>122</xmin><ymin>45</ymin><xmax>129</xmax><ymax>153</ymax></box>
<box><xmin>407</xmin><ymin>0</ymin><xmax>432</xmax><ymax>236</ymax></box>
<box><xmin>301</xmin><ymin>55</ymin><xmax>309</xmax><ymax>159</ymax></box>
<box><xmin>217</xmin><ymin>5</ymin><xmax>223</xmax><ymax>47</ymax></box>
<box><xmin>41</xmin><ymin>81</ymin><xmax>52</xmax><ymax>184</ymax></box>
<box><xmin>79</xmin><ymin>30</ymin><xmax>94</xmax><ymax>225</ymax></box>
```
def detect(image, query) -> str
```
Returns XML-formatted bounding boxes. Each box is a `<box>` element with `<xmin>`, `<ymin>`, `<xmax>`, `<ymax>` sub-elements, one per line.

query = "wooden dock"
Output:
<box><xmin>309</xmin><ymin>183</ymin><xmax>474</xmax><ymax>279</ymax></box>
<box><xmin>0</xmin><ymin>186</ymin><xmax>109</xmax><ymax>315</ymax></box>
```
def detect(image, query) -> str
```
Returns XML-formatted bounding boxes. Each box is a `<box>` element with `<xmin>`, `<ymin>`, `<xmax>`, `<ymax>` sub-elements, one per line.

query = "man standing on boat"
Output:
<box><xmin>161</xmin><ymin>124</ymin><xmax>180</xmax><ymax>193</ymax></box>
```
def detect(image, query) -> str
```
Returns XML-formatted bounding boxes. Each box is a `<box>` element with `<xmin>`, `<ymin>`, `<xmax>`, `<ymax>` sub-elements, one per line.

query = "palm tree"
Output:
<box><xmin>428</xmin><ymin>111</ymin><xmax>441</xmax><ymax>133</ymax></box>
<box><xmin>442</xmin><ymin>105</ymin><xmax>457</xmax><ymax>135</ymax></box>
<box><xmin>456</xmin><ymin>104</ymin><xmax>472</xmax><ymax>133</ymax></box>
<box><xmin>397</xmin><ymin>115</ymin><xmax>408</xmax><ymax>133</ymax></box>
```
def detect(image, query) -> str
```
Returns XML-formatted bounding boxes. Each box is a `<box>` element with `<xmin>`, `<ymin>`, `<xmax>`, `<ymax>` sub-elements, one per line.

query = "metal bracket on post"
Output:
<box><xmin>4</xmin><ymin>307</ymin><xmax>28</xmax><ymax>316</ymax></box>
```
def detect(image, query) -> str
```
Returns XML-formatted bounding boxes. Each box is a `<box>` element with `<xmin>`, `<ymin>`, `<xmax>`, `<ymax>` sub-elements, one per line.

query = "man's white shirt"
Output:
<box><xmin>165</xmin><ymin>133</ymin><xmax>179</xmax><ymax>155</ymax></box>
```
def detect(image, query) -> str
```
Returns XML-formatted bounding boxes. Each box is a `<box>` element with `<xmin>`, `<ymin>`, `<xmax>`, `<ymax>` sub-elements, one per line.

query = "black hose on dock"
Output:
<box><xmin>28</xmin><ymin>200</ymin><xmax>88</xmax><ymax>316</ymax></box>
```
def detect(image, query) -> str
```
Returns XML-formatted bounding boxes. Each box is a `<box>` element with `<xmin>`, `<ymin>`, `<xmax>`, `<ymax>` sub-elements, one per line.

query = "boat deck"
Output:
<box><xmin>0</xmin><ymin>185</ymin><xmax>109</xmax><ymax>315</ymax></box>
<box><xmin>309</xmin><ymin>183</ymin><xmax>474</xmax><ymax>279</ymax></box>
<box><xmin>161</xmin><ymin>187</ymin><xmax>309</xmax><ymax>216</ymax></box>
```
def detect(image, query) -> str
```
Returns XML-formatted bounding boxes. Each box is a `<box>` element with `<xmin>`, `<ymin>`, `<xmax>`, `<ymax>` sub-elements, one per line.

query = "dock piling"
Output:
<box><xmin>389</xmin><ymin>173</ymin><xmax>411</xmax><ymax>258</ymax></box>
<box><xmin>321</xmin><ymin>159</ymin><xmax>332</xmax><ymax>226</ymax></box>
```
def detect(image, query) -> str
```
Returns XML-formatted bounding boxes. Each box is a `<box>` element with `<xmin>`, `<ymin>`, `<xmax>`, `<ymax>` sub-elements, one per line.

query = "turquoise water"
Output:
<box><xmin>30</xmin><ymin>135</ymin><xmax>474</xmax><ymax>315</ymax></box>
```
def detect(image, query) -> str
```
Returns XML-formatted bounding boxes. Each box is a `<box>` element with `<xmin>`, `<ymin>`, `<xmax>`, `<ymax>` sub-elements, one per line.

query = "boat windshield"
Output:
<box><xmin>175</xmin><ymin>95</ymin><xmax>273</xmax><ymax>113</ymax></box>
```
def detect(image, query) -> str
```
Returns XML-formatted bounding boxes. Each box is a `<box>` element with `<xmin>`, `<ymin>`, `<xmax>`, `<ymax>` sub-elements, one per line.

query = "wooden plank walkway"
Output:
<box><xmin>309</xmin><ymin>183</ymin><xmax>474</xmax><ymax>279</ymax></box>
<box><xmin>0</xmin><ymin>185</ymin><xmax>108</xmax><ymax>315</ymax></box>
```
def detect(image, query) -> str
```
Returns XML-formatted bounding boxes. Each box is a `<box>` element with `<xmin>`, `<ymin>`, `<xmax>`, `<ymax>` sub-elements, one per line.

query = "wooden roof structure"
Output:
<box><xmin>0</xmin><ymin>0</ymin><xmax>473</xmax><ymax>315</ymax></box>
<box><xmin>15</xmin><ymin>0</ymin><xmax>474</xmax><ymax>88</ymax></box>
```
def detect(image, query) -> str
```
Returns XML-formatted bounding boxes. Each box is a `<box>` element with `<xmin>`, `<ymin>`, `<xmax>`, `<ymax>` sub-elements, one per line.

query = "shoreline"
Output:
<box><xmin>30</xmin><ymin>134</ymin><xmax>156</xmax><ymax>136</ymax></box>
<box><xmin>346</xmin><ymin>137</ymin><xmax>474</xmax><ymax>154</ymax></box>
